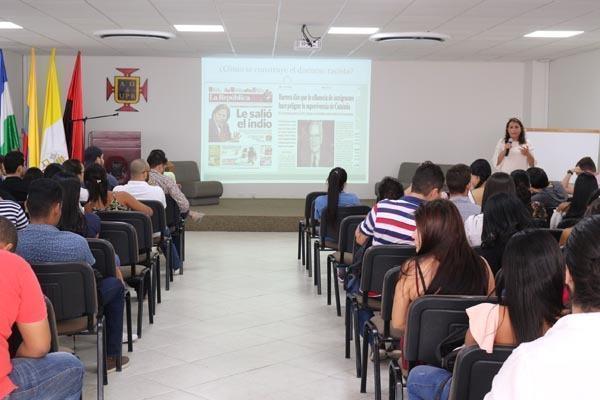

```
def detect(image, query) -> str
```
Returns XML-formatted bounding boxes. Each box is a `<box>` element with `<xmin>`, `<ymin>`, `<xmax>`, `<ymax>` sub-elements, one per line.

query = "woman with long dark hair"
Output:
<box><xmin>407</xmin><ymin>229</ymin><xmax>564</xmax><ymax>400</ymax></box>
<box><xmin>480</xmin><ymin>193</ymin><xmax>532</xmax><ymax>274</ymax></box>
<box><xmin>54</xmin><ymin>173</ymin><xmax>100</xmax><ymax>238</ymax></box>
<box><xmin>465</xmin><ymin>172</ymin><xmax>516</xmax><ymax>245</ymax></box>
<box><xmin>313</xmin><ymin>167</ymin><xmax>360</xmax><ymax>232</ymax></box>
<box><xmin>470</xmin><ymin>159</ymin><xmax>492</xmax><ymax>206</ymax></box>
<box><xmin>510</xmin><ymin>169</ymin><xmax>532</xmax><ymax>208</ymax></box>
<box><xmin>391</xmin><ymin>200</ymin><xmax>494</xmax><ymax>334</ymax></box>
<box><xmin>494</xmin><ymin>117</ymin><xmax>535</xmax><ymax>173</ymax></box>
<box><xmin>551</xmin><ymin>173</ymin><xmax>598</xmax><ymax>228</ymax></box>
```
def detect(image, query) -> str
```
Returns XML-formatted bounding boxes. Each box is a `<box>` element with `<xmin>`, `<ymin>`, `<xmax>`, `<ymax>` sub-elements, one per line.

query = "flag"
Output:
<box><xmin>40</xmin><ymin>48</ymin><xmax>68</xmax><ymax>167</ymax></box>
<box><xmin>63</xmin><ymin>51</ymin><xmax>84</xmax><ymax>161</ymax></box>
<box><xmin>25</xmin><ymin>48</ymin><xmax>40</xmax><ymax>167</ymax></box>
<box><xmin>0</xmin><ymin>49</ymin><xmax>20</xmax><ymax>155</ymax></box>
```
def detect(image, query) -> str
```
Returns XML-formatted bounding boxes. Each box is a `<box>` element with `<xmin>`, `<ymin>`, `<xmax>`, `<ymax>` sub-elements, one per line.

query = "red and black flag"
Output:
<box><xmin>63</xmin><ymin>51</ymin><xmax>84</xmax><ymax>161</ymax></box>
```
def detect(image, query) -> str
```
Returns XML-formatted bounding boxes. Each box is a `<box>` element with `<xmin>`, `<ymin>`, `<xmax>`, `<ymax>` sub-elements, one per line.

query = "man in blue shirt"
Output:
<box><xmin>16</xmin><ymin>179</ymin><xmax>127</xmax><ymax>371</ymax></box>
<box><xmin>446</xmin><ymin>164</ymin><xmax>480</xmax><ymax>222</ymax></box>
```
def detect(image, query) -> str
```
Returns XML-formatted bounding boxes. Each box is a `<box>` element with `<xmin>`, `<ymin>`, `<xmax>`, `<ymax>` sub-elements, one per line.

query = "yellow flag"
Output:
<box><xmin>26</xmin><ymin>48</ymin><xmax>40</xmax><ymax>167</ymax></box>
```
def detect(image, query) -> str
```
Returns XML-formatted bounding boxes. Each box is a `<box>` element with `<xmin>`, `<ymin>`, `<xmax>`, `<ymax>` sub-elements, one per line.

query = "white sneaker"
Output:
<box><xmin>122</xmin><ymin>333</ymin><xmax>138</xmax><ymax>343</ymax></box>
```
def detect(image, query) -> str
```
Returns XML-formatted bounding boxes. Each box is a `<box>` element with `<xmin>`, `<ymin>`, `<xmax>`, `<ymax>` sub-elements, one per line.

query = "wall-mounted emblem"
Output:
<box><xmin>106</xmin><ymin>68</ymin><xmax>148</xmax><ymax>112</ymax></box>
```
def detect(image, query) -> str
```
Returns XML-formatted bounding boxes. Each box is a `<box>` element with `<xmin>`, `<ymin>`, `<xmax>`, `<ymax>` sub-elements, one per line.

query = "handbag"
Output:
<box><xmin>435</xmin><ymin>325</ymin><xmax>468</xmax><ymax>372</ymax></box>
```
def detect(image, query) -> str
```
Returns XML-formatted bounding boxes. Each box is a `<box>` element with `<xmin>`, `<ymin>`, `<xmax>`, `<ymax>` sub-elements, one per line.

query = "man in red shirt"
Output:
<box><xmin>0</xmin><ymin>235</ymin><xmax>84</xmax><ymax>399</ymax></box>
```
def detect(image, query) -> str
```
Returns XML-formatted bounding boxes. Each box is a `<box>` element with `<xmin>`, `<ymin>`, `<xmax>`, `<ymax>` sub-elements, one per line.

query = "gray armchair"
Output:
<box><xmin>171</xmin><ymin>161</ymin><xmax>223</xmax><ymax>205</ymax></box>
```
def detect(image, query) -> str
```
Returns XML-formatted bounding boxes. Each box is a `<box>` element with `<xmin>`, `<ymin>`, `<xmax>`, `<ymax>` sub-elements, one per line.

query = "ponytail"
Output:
<box><xmin>326</xmin><ymin>167</ymin><xmax>348</xmax><ymax>231</ymax></box>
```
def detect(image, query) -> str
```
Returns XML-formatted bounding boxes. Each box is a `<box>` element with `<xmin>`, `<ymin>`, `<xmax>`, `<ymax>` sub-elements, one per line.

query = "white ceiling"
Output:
<box><xmin>2</xmin><ymin>0</ymin><xmax>600</xmax><ymax>61</ymax></box>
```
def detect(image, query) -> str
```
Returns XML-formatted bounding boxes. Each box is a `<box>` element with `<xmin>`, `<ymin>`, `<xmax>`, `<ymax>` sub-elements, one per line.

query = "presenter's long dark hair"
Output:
<box><xmin>326</xmin><ymin>167</ymin><xmax>348</xmax><ymax>231</ymax></box>
<box><xmin>501</xmin><ymin>230</ymin><xmax>564</xmax><ymax>343</ymax></box>
<box><xmin>84</xmin><ymin>164</ymin><xmax>109</xmax><ymax>206</ymax></box>
<box><xmin>504</xmin><ymin>117</ymin><xmax>526</xmax><ymax>144</ymax></box>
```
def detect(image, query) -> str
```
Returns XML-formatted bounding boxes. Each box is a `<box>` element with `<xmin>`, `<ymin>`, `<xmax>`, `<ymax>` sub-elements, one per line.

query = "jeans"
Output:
<box><xmin>7</xmin><ymin>352</ymin><xmax>84</xmax><ymax>400</ymax></box>
<box><xmin>407</xmin><ymin>365</ymin><xmax>452</xmax><ymax>400</ymax></box>
<box><xmin>99</xmin><ymin>277</ymin><xmax>125</xmax><ymax>357</ymax></box>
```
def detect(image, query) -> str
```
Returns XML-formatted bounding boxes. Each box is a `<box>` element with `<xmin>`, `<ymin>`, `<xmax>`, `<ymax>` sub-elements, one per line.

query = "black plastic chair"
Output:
<box><xmin>389</xmin><ymin>295</ymin><xmax>496</xmax><ymax>400</ymax></box>
<box><xmin>141</xmin><ymin>199</ymin><xmax>171</xmax><ymax>295</ymax></box>
<box><xmin>361</xmin><ymin>266</ymin><xmax>401</xmax><ymax>400</ymax></box>
<box><xmin>313</xmin><ymin>205</ymin><xmax>370</xmax><ymax>295</ymax></box>
<box><xmin>8</xmin><ymin>296</ymin><xmax>60</xmax><ymax>356</ymax></box>
<box><xmin>448</xmin><ymin>345</ymin><xmax>515</xmax><ymax>400</ymax></box>
<box><xmin>99</xmin><ymin>220</ymin><xmax>151</xmax><ymax>339</ymax></box>
<box><xmin>166</xmin><ymin>195</ymin><xmax>185</xmax><ymax>273</ymax></box>
<box><xmin>298</xmin><ymin>191</ymin><xmax>326</xmax><ymax>266</ymax></box>
<box><xmin>346</xmin><ymin>245</ymin><xmax>415</xmax><ymax>379</ymax></box>
<box><xmin>328</xmin><ymin>215</ymin><xmax>365</xmax><ymax>316</ymax></box>
<box><xmin>88</xmin><ymin>238</ymin><xmax>134</xmax><ymax>353</ymax></box>
<box><xmin>31</xmin><ymin>262</ymin><xmax>107</xmax><ymax>399</ymax></box>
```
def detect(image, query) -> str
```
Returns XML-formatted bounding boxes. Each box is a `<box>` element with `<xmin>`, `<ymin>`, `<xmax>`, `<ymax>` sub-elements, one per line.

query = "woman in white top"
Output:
<box><xmin>493</xmin><ymin>118</ymin><xmax>535</xmax><ymax>173</ymax></box>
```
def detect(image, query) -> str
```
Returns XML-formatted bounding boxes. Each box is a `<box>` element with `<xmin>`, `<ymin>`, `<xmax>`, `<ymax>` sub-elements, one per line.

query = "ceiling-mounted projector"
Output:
<box><xmin>94</xmin><ymin>30</ymin><xmax>175</xmax><ymax>40</ymax></box>
<box><xmin>369</xmin><ymin>32</ymin><xmax>450</xmax><ymax>42</ymax></box>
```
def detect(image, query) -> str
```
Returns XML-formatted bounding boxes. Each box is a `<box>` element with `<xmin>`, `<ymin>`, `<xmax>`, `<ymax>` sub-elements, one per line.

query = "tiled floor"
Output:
<box><xmin>75</xmin><ymin>232</ymin><xmax>390</xmax><ymax>399</ymax></box>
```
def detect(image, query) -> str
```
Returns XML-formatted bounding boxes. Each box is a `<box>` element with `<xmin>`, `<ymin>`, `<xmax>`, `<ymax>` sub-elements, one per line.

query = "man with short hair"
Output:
<box><xmin>446</xmin><ymin>164</ymin><xmax>480</xmax><ymax>222</ymax></box>
<box><xmin>113</xmin><ymin>159</ymin><xmax>166</xmax><ymax>207</ymax></box>
<box><xmin>84</xmin><ymin>146</ymin><xmax>118</xmax><ymax>190</ymax></box>
<box><xmin>485</xmin><ymin>216</ymin><xmax>600</xmax><ymax>399</ymax></box>
<box><xmin>0</xmin><ymin>151</ymin><xmax>28</xmax><ymax>202</ymax></box>
<box><xmin>16</xmin><ymin>179</ymin><xmax>127</xmax><ymax>370</ymax></box>
<box><xmin>561</xmin><ymin>156</ymin><xmax>599</xmax><ymax>194</ymax></box>
<box><xmin>356</xmin><ymin>161</ymin><xmax>445</xmax><ymax>246</ymax></box>
<box><xmin>0</xmin><ymin>198</ymin><xmax>28</xmax><ymax>231</ymax></box>
<box><xmin>528</xmin><ymin>167</ymin><xmax>568</xmax><ymax>208</ymax></box>
<box><xmin>0</xmin><ymin>215</ymin><xmax>18</xmax><ymax>251</ymax></box>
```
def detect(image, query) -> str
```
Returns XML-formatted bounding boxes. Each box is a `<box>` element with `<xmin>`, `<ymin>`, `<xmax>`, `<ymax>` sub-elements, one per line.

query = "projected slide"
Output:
<box><xmin>201</xmin><ymin>58</ymin><xmax>371</xmax><ymax>183</ymax></box>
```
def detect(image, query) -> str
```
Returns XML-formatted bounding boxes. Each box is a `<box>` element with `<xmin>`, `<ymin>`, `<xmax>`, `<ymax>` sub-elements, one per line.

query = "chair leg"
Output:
<box><xmin>314</xmin><ymin>242</ymin><xmax>322</xmax><ymax>294</ymax></box>
<box><xmin>306</xmin><ymin>230</ymin><xmax>311</xmax><ymax>274</ymax></box>
<box><xmin>156</xmin><ymin>256</ymin><xmax>162</xmax><ymax>303</ymax></box>
<box><xmin>334</xmin><ymin>268</ymin><xmax>342</xmax><ymax>317</ymax></box>
<box><xmin>360</xmin><ymin>324</ymin><xmax>369</xmax><ymax>393</ymax></box>
<box><xmin>301</xmin><ymin>226</ymin><xmax>306</xmax><ymax>265</ymax></box>
<box><xmin>136</xmin><ymin>278</ymin><xmax>144</xmax><ymax>339</ymax></box>
<box><xmin>327</xmin><ymin>258</ymin><xmax>332</xmax><ymax>305</ymax></box>
<box><xmin>345</xmin><ymin>295</ymin><xmax>351</xmax><ymax>359</ymax></box>
<box><xmin>97</xmin><ymin>317</ymin><xmax>106</xmax><ymax>399</ymax></box>
<box><xmin>164</xmin><ymin>238</ymin><xmax>171</xmax><ymax>291</ymax></box>
<box><xmin>178</xmin><ymin>231</ymin><xmax>184</xmax><ymax>275</ymax></box>
<box><xmin>353</xmin><ymin>304</ymin><xmax>362</xmax><ymax>378</ymax></box>
<box><xmin>125</xmin><ymin>292</ymin><xmax>133</xmax><ymax>352</ymax></box>
<box><xmin>297</xmin><ymin>221</ymin><xmax>302</xmax><ymax>260</ymax></box>
<box><xmin>180</xmin><ymin>223</ymin><xmax>186</xmax><ymax>262</ymax></box>
<box><xmin>373</xmin><ymin>333</ymin><xmax>382</xmax><ymax>400</ymax></box>
<box><xmin>146</xmin><ymin>270</ymin><xmax>154</xmax><ymax>324</ymax></box>
<box><xmin>389</xmin><ymin>360</ymin><xmax>404</xmax><ymax>400</ymax></box>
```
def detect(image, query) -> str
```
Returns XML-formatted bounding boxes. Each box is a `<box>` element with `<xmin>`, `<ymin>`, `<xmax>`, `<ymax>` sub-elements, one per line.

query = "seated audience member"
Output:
<box><xmin>16</xmin><ymin>179</ymin><xmax>127</xmax><ymax>370</ymax></box>
<box><xmin>83</xmin><ymin>164</ymin><xmax>152</xmax><ymax>216</ymax></box>
<box><xmin>163</xmin><ymin>161</ymin><xmax>177</xmax><ymax>182</ymax></box>
<box><xmin>313</xmin><ymin>167</ymin><xmax>360</xmax><ymax>222</ymax></box>
<box><xmin>146</xmin><ymin>149</ymin><xmax>203</xmax><ymax>222</ymax></box>
<box><xmin>485</xmin><ymin>216</ymin><xmax>600</xmax><ymax>399</ymax></box>
<box><xmin>470</xmin><ymin>159</ymin><xmax>492</xmax><ymax>206</ymax></box>
<box><xmin>465</xmin><ymin>172</ymin><xmax>516</xmax><ymax>246</ymax></box>
<box><xmin>408</xmin><ymin>229</ymin><xmax>564</xmax><ymax>400</ymax></box>
<box><xmin>446</xmin><ymin>164</ymin><xmax>480</xmax><ymax>222</ymax></box>
<box><xmin>42</xmin><ymin>163</ymin><xmax>64</xmax><ymax>179</ymax></box>
<box><xmin>54</xmin><ymin>173</ymin><xmax>100</xmax><ymax>238</ymax></box>
<box><xmin>0</xmin><ymin>197</ymin><xmax>28</xmax><ymax>231</ymax></box>
<box><xmin>0</xmin><ymin>248</ymin><xmax>85</xmax><ymax>400</ymax></box>
<box><xmin>0</xmin><ymin>216</ymin><xmax>17</xmax><ymax>250</ymax></box>
<box><xmin>22</xmin><ymin>167</ymin><xmax>43</xmax><ymax>187</ymax></box>
<box><xmin>376</xmin><ymin>176</ymin><xmax>404</xmax><ymax>202</ymax></box>
<box><xmin>479</xmin><ymin>193</ymin><xmax>532</xmax><ymax>274</ymax></box>
<box><xmin>390</xmin><ymin>200</ymin><xmax>494</xmax><ymax>334</ymax></box>
<box><xmin>84</xmin><ymin>146</ymin><xmax>119</xmax><ymax>190</ymax></box>
<box><xmin>561</xmin><ymin>156</ymin><xmax>597</xmax><ymax>195</ymax></box>
<box><xmin>62</xmin><ymin>159</ymin><xmax>88</xmax><ymax>203</ymax></box>
<box><xmin>113</xmin><ymin>159</ymin><xmax>166</xmax><ymax>208</ymax></box>
<box><xmin>528</xmin><ymin>167</ymin><xmax>568</xmax><ymax>209</ymax></box>
<box><xmin>560</xmin><ymin>196</ymin><xmax>600</xmax><ymax>246</ymax></box>
<box><xmin>356</xmin><ymin>161</ymin><xmax>444</xmax><ymax>246</ymax></box>
<box><xmin>510</xmin><ymin>169</ymin><xmax>532</xmax><ymax>208</ymax></box>
<box><xmin>550</xmin><ymin>173</ymin><xmax>598</xmax><ymax>229</ymax></box>
<box><xmin>0</xmin><ymin>151</ymin><xmax>28</xmax><ymax>202</ymax></box>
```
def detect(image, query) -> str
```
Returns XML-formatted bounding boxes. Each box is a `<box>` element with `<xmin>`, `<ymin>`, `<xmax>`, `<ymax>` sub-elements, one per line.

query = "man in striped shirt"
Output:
<box><xmin>356</xmin><ymin>162</ymin><xmax>444</xmax><ymax>246</ymax></box>
<box><xmin>0</xmin><ymin>199</ymin><xmax>28</xmax><ymax>230</ymax></box>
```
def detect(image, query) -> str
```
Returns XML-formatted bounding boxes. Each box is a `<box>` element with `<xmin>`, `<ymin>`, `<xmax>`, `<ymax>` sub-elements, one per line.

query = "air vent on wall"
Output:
<box><xmin>94</xmin><ymin>30</ymin><xmax>175</xmax><ymax>40</ymax></box>
<box><xmin>369</xmin><ymin>32</ymin><xmax>450</xmax><ymax>42</ymax></box>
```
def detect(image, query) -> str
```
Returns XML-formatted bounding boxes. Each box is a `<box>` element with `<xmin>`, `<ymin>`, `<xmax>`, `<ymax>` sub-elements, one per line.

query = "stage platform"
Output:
<box><xmin>186</xmin><ymin>198</ymin><xmax>374</xmax><ymax>232</ymax></box>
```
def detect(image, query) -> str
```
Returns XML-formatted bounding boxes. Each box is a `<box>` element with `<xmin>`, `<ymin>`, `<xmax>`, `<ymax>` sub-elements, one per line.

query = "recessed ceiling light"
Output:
<box><xmin>369</xmin><ymin>32</ymin><xmax>450</xmax><ymax>42</ymax></box>
<box><xmin>328</xmin><ymin>27</ymin><xmax>379</xmax><ymax>35</ymax></box>
<box><xmin>0</xmin><ymin>22</ymin><xmax>23</xmax><ymax>29</ymax></box>
<box><xmin>524</xmin><ymin>30</ymin><xmax>583</xmax><ymax>38</ymax></box>
<box><xmin>94</xmin><ymin>30</ymin><xmax>175</xmax><ymax>40</ymax></box>
<box><xmin>174</xmin><ymin>25</ymin><xmax>224</xmax><ymax>32</ymax></box>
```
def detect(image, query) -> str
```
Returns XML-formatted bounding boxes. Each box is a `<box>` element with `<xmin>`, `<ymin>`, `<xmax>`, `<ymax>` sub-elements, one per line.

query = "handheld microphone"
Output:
<box><xmin>505</xmin><ymin>138</ymin><xmax>512</xmax><ymax>156</ymax></box>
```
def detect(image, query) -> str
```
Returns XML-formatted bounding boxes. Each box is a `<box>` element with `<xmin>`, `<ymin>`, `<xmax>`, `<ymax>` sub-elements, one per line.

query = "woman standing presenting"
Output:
<box><xmin>494</xmin><ymin>117</ymin><xmax>535</xmax><ymax>173</ymax></box>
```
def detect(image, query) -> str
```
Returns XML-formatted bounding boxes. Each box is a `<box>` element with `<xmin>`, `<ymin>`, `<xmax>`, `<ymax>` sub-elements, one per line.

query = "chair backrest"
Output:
<box><xmin>320</xmin><ymin>205</ymin><xmax>371</xmax><ymax>243</ymax></box>
<box><xmin>448</xmin><ymin>345</ymin><xmax>514</xmax><ymax>400</ymax></box>
<box><xmin>171</xmin><ymin>161</ymin><xmax>200</xmax><ymax>182</ymax></box>
<box><xmin>537</xmin><ymin>228</ymin><xmax>563</xmax><ymax>242</ymax></box>
<box><xmin>99</xmin><ymin>221</ymin><xmax>139</xmax><ymax>266</ymax></box>
<box><xmin>141</xmin><ymin>200</ymin><xmax>167</xmax><ymax>237</ymax></box>
<box><xmin>403</xmin><ymin>295</ymin><xmax>496</xmax><ymax>369</ymax></box>
<box><xmin>30</xmin><ymin>262</ymin><xmax>97</xmax><ymax>325</ymax></box>
<box><xmin>45</xmin><ymin>297</ymin><xmax>60</xmax><ymax>353</ymax></box>
<box><xmin>304</xmin><ymin>191</ymin><xmax>326</xmax><ymax>224</ymax></box>
<box><xmin>97</xmin><ymin>211</ymin><xmax>152</xmax><ymax>254</ymax></box>
<box><xmin>359</xmin><ymin>245</ymin><xmax>416</xmax><ymax>301</ymax></box>
<box><xmin>165</xmin><ymin>195</ymin><xmax>182</xmax><ymax>228</ymax></box>
<box><xmin>338</xmin><ymin>215</ymin><xmax>366</xmax><ymax>256</ymax></box>
<box><xmin>558</xmin><ymin>217</ymin><xmax>581</xmax><ymax>229</ymax></box>
<box><xmin>87</xmin><ymin>238</ymin><xmax>117</xmax><ymax>278</ymax></box>
<box><xmin>380</xmin><ymin>266</ymin><xmax>401</xmax><ymax>336</ymax></box>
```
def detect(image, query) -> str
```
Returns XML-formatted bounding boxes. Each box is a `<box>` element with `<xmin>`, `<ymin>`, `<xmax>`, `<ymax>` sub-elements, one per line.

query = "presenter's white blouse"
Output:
<box><xmin>493</xmin><ymin>138</ymin><xmax>535</xmax><ymax>173</ymax></box>
<box><xmin>484</xmin><ymin>312</ymin><xmax>600</xmax><ymax>400</ymax></box>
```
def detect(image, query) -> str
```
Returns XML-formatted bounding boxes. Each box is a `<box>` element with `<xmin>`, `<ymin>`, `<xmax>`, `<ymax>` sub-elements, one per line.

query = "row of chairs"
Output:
<box><xmin>28</xmin><ymin>196</ymin><xmax>186</xmax><ymax>400</ymax></box>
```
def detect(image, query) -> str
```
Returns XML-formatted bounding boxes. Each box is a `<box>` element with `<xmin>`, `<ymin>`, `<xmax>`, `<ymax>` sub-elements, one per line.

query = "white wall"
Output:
<box><xmin>549</xmin><ymin>48</ymin><xmax>600</xmax><ymax>129</ymax></box>
<box><xmin>21</xmin><ymin>54</ymin><xmax>532</xmax><ymax>198</ymax></box>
